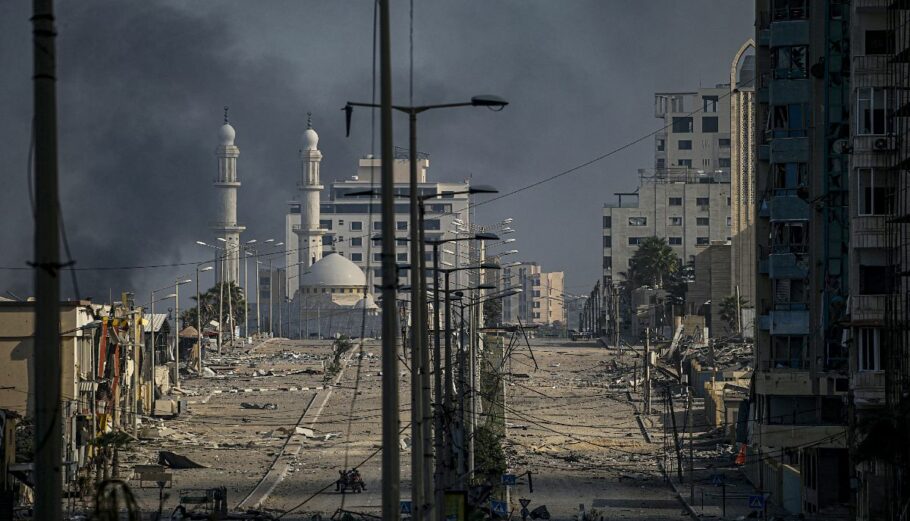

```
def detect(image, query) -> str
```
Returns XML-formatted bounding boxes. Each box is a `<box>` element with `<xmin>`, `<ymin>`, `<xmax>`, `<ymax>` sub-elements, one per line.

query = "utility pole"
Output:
<box><xmin>407</xmin><ymin>111</ymin><xmax>424</xmax><ymax>521</ymax></box>
<box><xmin>32</xmin><ymin>0</ymin><xmax>63</xmax><ymax>518</ymax></box>
<box><xmin>734</xmin><ymin>284</ymin><xmax>742</xmax><ymax>336</ymax></box>
<box><xmin>378</xmin><ymin>0</ymin><xmax>400</xmax><ymax>518</ymax></box>
<box><xmin>644</xmin><ymin>328</ymin><xmax>651</xmax><ymax>414</ymax></box>
<box><xmin>688</xmin><ymin>388</ymin><xmax>694</xmax><ymax>505</ymax></box>
<box><xmin>667</xmin><ymin>387</ymin><xmax>683</xmax><ymax>482</ymax></box>
<box><xmin>174</xmin><ymin>281</ymin><xmax>181</xmax><ymax>388</ymax></box>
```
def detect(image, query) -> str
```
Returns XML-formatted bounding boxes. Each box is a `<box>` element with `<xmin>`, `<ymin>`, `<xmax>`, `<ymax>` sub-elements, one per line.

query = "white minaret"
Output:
<box><xmin>213</xmin><ymin>107</ymin><xmax>245</xmax><ymax>283</ymax></box>
<box><xmin>294</xmin><ymin>113</ymin><xmax>325</xmax><ymax>287</ymax></box>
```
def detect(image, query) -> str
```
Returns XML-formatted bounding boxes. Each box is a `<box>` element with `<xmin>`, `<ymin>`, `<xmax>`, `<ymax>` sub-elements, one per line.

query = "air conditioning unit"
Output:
<box><xmin>873</xmin><ymin>136</ymin><xmax>896</xmax><ymax>151</ymax></box>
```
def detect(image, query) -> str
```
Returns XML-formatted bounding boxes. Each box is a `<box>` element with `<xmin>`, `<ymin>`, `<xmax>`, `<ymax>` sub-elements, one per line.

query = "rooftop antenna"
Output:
<box><xmin>307</xmin><ymin>111</ymin><xmax>313</xmax><ymax>129</ymax></box>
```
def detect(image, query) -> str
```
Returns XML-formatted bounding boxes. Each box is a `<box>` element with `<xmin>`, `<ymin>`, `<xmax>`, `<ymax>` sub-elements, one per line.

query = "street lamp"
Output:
<box><xmin>173</xmin><ymin>278</ymin><xmax>191</xmax><ymax>388</ymax></box>
<box><xmin>345</xmin><ymin>96</ymin><xmax>506</xmax><ymax>520</ymax></box>
<box><xmin>196</xmin><ymin>265</ymin><xmax>214</xmax><ymax>373</ymax></box>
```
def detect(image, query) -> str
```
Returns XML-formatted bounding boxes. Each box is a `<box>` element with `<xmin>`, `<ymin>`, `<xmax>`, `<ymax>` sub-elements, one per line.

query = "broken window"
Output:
<box><xmin>672</xmin><ymin>117</ymin><xmax>693</xmax><ymax>133</ymax></box>
<box><xmin>628</xmin><ymin>216</ymin><xmax>647</xmax><ymax>226</ymax></box>
<box><xmin>772</xmin><ymin>162</ymin><xmax>808</xmax><ymax>193</ymax></box>
<box><xmin>771</xmin><ymin>221</ymin><xmax>808</xmax><ymax>253</ymax></box>
<box><xmin>771</xmin><ymin>335</ymin><xmax>807</xmax><ymax>369</ymax></box>
<box><xmin>769</xmin><ymin>103</ymin><xmax>809</xmax><ymax>138</ymax></box>
<box><xmin>772</xmin><ymin>45</ymin><xmax>808</xmax><ymax>79</ymax></box>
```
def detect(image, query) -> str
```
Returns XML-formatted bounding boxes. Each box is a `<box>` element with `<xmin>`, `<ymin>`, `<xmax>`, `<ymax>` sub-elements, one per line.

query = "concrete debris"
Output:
<box><xmin>240</xmin><ymin>402</ymin><xmax>278</xmax><ymax>410</ymax></box>
<box><xmin>295</xmin><ymin>427</ymin><xmax>316</xmax><ymax>438</ymax></box>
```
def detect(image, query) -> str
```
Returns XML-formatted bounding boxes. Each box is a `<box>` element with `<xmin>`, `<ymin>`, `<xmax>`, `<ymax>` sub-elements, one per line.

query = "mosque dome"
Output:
<box><xmin>300</xmin><ymin>252</ymin><xmax>367</xmax><ymax>288</ymax></box>
<box><xmin>219</xmin><ymin>123</ymin><xmax>236</xmax><ymax>146</ymax></box>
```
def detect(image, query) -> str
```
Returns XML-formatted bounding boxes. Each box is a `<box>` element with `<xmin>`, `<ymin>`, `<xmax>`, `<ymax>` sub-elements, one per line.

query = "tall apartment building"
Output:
<box><xmin>849</xmin><ymin>3</ymin><xmax>909</xmax><ymax>519</ymax></box>
<box><xmin>284</xmin><ymin>122</ymin><xmax>471</xmax><ymax>299</ymax></box>
<box><xmin>750</xmin><ymin>1</ymin><xmax>850</xmax><ymax>516</ymax></box>
<box><xmin>501</xmin><ymin>262</ymin><xmax>566</xmax><ymax>326</ymax></box>
<box><xmin>730</xmin><ymin>42</ymin><xmax>758</xmax><ymax>310</ymax></box>
<box><xmin>601</xmin><ymin>169</ymin><xmax>732</xmax><ymax>290</ymax></box>
<box><xmin>653</xmin><ymin>86</ymin><xmax>732</xmax><ymax>172</ymax></box>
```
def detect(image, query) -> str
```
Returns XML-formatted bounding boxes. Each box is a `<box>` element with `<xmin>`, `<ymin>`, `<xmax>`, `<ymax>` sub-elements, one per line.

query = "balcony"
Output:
<box><xmin>852</xmin><ymin>55</ymin><xmax>895</xmax><ymax>88</ymax></box>
<box><xmin>769</xmin><ymin>194</ymin><xmax>810</xmax><ymax>221</ymax></box>
<box><xmin>755</xmin><ymin>370</ymin><xmax>812</xmax><ymax>395</ymax></box>
<box><xmin>769</xmin><ymin>309</ymin><xmax>810</xmax><ymax>335</ymax></box>
<box><xmin>853</xmin><ymin>371</ymin><xmax>886</xmax><ymax>408</ymax></box>
<box><xmin>770</xmin><ymin>137</ymin><xmax>809</xmax><ymax>163</ymax></box>
<box><xmin>755</xmin><ymin>424</ymin><xmax>846</xmax><ymax>449</ymax></box>
<box><xmin>768</xmin><ymin>253</ymin><xmax>809</xmax><ymax>279</ymax></box>
<box><xmin>769</xmin><ymin>78</ymin><xmax>811</xmax><ymax>105</ymax></box>
<box><xmin>851</xmin><ymin>294</ymin><xmax>890</xmax><ymax>323</ymax></box>
<box><xmin>851</xmin><ymin>216</ymin><xmax>889</xmax><ymax>249</ymax></box>
<box><xmin>769</xmin><ymin>20</ymin><xmax>810</xmax><ymax>47</ymax></box>
<box><xmin>854</xmin><ymin>0</ymin><xmax>891</xmax><ymax>9</ymax></box>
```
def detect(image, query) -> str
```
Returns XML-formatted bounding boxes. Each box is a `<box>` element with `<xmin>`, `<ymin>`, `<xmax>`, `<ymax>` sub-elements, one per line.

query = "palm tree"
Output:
<box><xmin>628</xmin><ymin>236</ymin><xmax>680</xmax><ymax>289</ymax></box>
<box><xmin>181</xmin><ymin>281</ymin><xmax>246</xmax><ymax>334</ymax></box>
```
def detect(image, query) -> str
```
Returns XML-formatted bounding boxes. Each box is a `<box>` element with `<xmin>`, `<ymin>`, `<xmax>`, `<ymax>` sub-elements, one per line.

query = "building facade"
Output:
<box><xmin>601</xmin><ymin>168</ymin><xmax>732</xmax><ymax>290</ymax></box>
<box><xmin>749</xmin><ymin>1</ymin><xmax>850</xmax><ymax>516</ymax></box>
<box><xmin>501</xmin><ymin>263</ymin><xmax>566</xmax><ymax>326</ymax></box>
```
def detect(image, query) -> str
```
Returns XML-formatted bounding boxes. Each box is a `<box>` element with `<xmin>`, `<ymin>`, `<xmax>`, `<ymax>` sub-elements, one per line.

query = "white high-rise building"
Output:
<box><xmin>212</xmin><ymin>110</ymin><xmax>245</xmax><ymax>283</ymax></box>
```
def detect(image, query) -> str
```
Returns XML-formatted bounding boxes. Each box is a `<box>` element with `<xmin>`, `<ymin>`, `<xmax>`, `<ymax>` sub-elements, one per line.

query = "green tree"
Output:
<box><xmin>628</xmin><ymin>236</ymin><xmax>680</xmax><ymax>289</ymax></box>
<box><xmin>181</xmin><ymin>281</ymin><xmax>246</xmax><ymax>334</ymax></box>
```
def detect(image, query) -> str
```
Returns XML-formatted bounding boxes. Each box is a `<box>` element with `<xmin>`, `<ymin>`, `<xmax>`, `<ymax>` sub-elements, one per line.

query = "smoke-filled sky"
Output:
<box><xmin>0</xmin><ymin>1</ymin><xmax>752</xmax><ymax>308</ymax></box>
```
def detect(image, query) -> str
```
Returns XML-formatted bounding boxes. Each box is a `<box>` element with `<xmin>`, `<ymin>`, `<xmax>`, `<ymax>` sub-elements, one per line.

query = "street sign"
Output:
<box><xmin>491</xmin><ymin>500</ymin><xmax>508</xmax><ymax>515</ymax></box>
<box><xmin>519</xmin><ymin>498</ymin><xmax>531</xmax><ymax>508</ymax></box>
<box><xmin>400</xmin><ymin>501</ymin><xmax>412</xmax><ymax>514</ymax></box>
<box><xmin>501</xmin><ymin>473</ymin><xmax>517</xmax><ymax>486</ymax></box>
<box><xmin>748</xmin><ymin>494</ymin><xmax>765</xmax><ymax>510</ymax></box>
<box><xmin>711</xmin><ymin>473</ymin><xmax>725</xmax><ymax>486</ymax></box>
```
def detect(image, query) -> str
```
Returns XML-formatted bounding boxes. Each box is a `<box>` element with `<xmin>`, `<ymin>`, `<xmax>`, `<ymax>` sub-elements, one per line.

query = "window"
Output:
<box><xmin>374</xmin><ymin>269</ymin><xmax>382</xmax><ymax>278</ymax></box>
<box><xmin>338</xmin><ymin>219</ymin><xmax>345</xmax><ymax>227</ymax></box>
<box><xmin>859</xmin><ymin>265</ymin><xmax>892</xmax><ymax>295</ymax></box>
<box><xmin>373</xmin><ymin>253</ymin><xmax>382</xmax><ymax>262</ymax></box>
<box><xmin>769</xmin><ymin>103</ymin><xmax>809</xmax><ymax>138</ymax></box>
<box><xmin>656</xmin><ymin>158</ymin><xmax>666</xmax><ymax>169</ymax></box>
<box><xmin>373</xmin><ymin>221</ymin><xmax>383</xmax><ymax>230</ymax></box>
<box><xmin>320</xmin><ymin>219</ymin><xmax>333</xmax><ymax>230</ymax></box>
<box><xmin>603</xmin><ymin>236</ymin><xmax>612</xmax><ymax>248</ymax></box>
<box><xmin>696</xmin><ymin>197</ymin><xmax>710</xmax><ymax>207</ymax></box>
<box><xmin>628</xmin><ymin>216</ymin><xmax>647</xmax><ymax>226</ymax></box>
<box><xmin>772</xmin><ymin>163</ymin><xmax>808</xmax><ymax>192</ymax></box>
<box><xmin>696</xmin><ymin>237</ymin><xmax>710</xmax><ymax>246</ymax></box>
<box><xmin>678</xmin><ymin>159</ymin><xmax>692</xmax><ymax>167</ymax></box>
<box><xmin>772</xmin><ymin>45</ymin><xmax>808</xmax><ymax>79</ymax></box>
<box><xmin>771</xmin><ymin>336</ymin><xmax>807</xmax><ymax>369</ymax></box>
<box><xmin>718</xmin><ymin>157</ymin><xmax>731</xmax><ymax>168</ymax></box>
<box><xmin>603</xmin><ymin>216</ymin><xmax>612</xmax><ymax>229</ymax></box>
<box><xmin>856</xmin><ymin>88</ymin><xmax>893</xmax><ymax>135</ymax></box>
<box><xmin>397</xmin><ymin>252</ymin><xmax>407</xmax><ymax>262</ymax></box>
<box><xmin>719</xmin><ymin>138</ymin><xmax>731</xmax><ymax>147</ymax></box>
<box><xmin>678</xmin><ymin>140</ymin><xmax>692</xmax><ymax>150</ymax></box>
<box><xmin>703</xmin><ymin>96</ymin><xmax>718</xmax><ymax>113</ymax></box>
<box><xmin>697</xmin><ymin>217</ymin><xmax>710</xmax><ymax>226</ymax></box>
<box><xmin>396</xmin><ymin>239</ymin><xmax>408</xmax><ymax>246</ymax></box>
<box><xmin>322</xmin><ymin>235</ymin><xmax>334</xmax><ymax>246</ymax></box>
<box><xmin>657</xmin><ymin>139</ymin><xmax>665</xmax><ymax>152</ymax></box>
<box><xmin>865</xmin><ymin>30</ymin><xmax>894</xmax><ymax>55</ymax></box>
<box><xmin>628</xmin><ymin>237</ymin><xmax>644</xmax><ymax>246</ymax></box>
<box><xmin>350</xmin><ymin>252</ymin><xmax>363</xmax><ymax>262</ymax></box>
<box><xmin>424</xmin><ymin>219</ymin><xmax>441</xmax><ymax>230</ymax></box>
<box><xmin>672</xmin><ymin>117</ymin><xmax>693</xmax><ymax>133</ymax></box>
<box><xmin>669</xmin><ymin>197</ymin><xmax>682</xmax><ymax>206</ymax></box>
<box><xmin>351</xmin><ymin>221</ymin><xmax>363</xmax><ymax>231</ymax></box>
<box><xmin>397</xmin><ymin>221</ymin><xmax>408</xmax><ymax>231</ymax></box>
<box><xmin>771</xmin><ymin>221</ymin><xmax>807</xmax><ymax>253</ymax></box>
<box><xmin>669</xmin><ymin>237</ymin><xmax>682</xmax><ymax>246</ymax></box>
<box><xmin>727</xmin><ymin>216</ymin><xmax>732</xmax><ymax>227</ymax></box>
<box><xmin>669</xmin><ymin>216</ymin><xmax>683</xmax><ymax>226</ymax></box>
<box><xmin>533</xmin><ymin>302</ymin><xmax>541</xmax><ymax>309</ymax></box>
<box><xmin>771</xmin><ymin>0</ymin><xmax>808</xmax><ymax>20</ymax></box>
<box><xmin>702</xmin><ymin>117</ymin><xmax>719</xmax><ymax>133</ymax></box>
<box><xmin>351</xmin><ymin>237</ymin><xmax>363</xmax><ymax>247</ymax></box>
<box><xmin>602</xmin><ymin>256</ymin><xmax>612</xmax><ymax>270</ymax></box>
<box><xmin>858</xmin><ymin>168</ymin><xmax>894</xmax><ymax>216</ymax></box>
<box><xmin>372</xmin><ymin>238</ymin><xmax>382</xmax><ymax>247</ymax></box>
<box><xmin>857</xmin><ymin>328</ymin><xmax>881</xmax><ymax>371</ymax></box>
